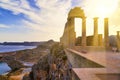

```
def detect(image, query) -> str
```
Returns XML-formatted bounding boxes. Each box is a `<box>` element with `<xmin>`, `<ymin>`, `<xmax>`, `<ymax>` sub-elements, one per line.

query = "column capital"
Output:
<box><xmin>104</xmin><ymin>18</ymin><xmax>109</xmax><ymax>21</ymax></box>
<box><xmin>93</xmin><ymin>17</ymin><xmax>99</xmax><ymax>20</ymax></box>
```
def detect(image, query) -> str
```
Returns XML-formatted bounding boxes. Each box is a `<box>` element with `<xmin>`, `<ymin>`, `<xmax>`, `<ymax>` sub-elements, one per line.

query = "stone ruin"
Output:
<box><xmin>60</xmin><ymin>7</ymin><xmax>120</xmax><ymax>50</ymax></box>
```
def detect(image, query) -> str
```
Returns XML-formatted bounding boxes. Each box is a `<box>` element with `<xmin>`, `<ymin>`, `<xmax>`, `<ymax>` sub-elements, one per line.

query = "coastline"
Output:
<box><xmin>0</xmin><ymin>40</ymin><xmax>55</xmax><ymax>80</ymax></box>
<box><xmin>0</xmin><ymin>45</ymin><xmax>36</xmax><ymax>53</ymax></box>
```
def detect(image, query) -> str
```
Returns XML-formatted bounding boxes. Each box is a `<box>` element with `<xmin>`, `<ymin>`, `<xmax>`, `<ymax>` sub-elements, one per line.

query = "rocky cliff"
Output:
<box><xmin>0</xmin><ymin>40</ymin><xmax>57</xmax><ymax>80</ymax></box>
<box><xmin>23</xmin><ymin>43</ymin><xmax>72</xmax><ymax>80</ymax></box>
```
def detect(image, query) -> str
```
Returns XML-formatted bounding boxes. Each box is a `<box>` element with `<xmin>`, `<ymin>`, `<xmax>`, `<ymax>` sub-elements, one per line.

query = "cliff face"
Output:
<box><xmin>23</xmin><ymin>43</ymin><xmax>72</xmax><ymax>80</ymax></box>
<box><xmin>30</xmin><ymin>55</ymin><xmax>49</xmax><ymax>80</ymax></box>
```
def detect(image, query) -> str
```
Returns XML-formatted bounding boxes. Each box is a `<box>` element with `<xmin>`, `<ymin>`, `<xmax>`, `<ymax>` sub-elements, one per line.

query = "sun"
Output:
<box><xmin>95</xmin><ymin>5</ymin><xmax>117</xmax><ymax>18</ymax></box>
<box><xmin>96</xmin><ymin>6</ymin><xmax>109</xmax><ymax>18</ymax></box>
<box><xmin>93</xmin><ymin>1</ymin><xmax>118</xmax><ymax>18</ymax></box>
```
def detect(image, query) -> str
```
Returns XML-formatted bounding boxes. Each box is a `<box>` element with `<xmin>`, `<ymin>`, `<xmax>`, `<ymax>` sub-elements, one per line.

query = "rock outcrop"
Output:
<box><xmin>23</xmin><ymin>43</ymin><xmax>72</xmax><ymax>80</ymax></box>
<box><xmin>14</xmin><ymin>40</ymin><xmax>55</xmax><ymax>62</ymax></box>
<box><xmin>0</xmin><ymin>40</ymin><xmax>57</xmax><ymax>80</ymax></box>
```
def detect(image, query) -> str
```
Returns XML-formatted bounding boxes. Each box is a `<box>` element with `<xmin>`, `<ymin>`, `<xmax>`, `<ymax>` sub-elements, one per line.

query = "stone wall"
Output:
<box><xmin>65</xmin><ymin>49</ymin><xmax>104</xmax><ymax>68</ymax></box>
<box><xmin>75</xmin><ymin>34</ymin><xmax>103</xmax><ymax>46</ymax></box>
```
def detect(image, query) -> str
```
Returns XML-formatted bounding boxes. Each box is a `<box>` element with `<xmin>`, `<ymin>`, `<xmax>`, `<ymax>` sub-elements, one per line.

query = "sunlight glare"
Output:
<box><xmin>75</xmin><ymin>18</ymin><xmax>82</xmax><ymax>37</ymax></box>
<box><xmin>93</xmin><ymin>0</ymin><xmax>118</xmax><ymax>18</ymax></box>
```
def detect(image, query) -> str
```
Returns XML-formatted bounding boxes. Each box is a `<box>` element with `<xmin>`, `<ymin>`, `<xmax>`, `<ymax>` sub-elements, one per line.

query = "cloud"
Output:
<box><xmin>0</xmin><ymin>24</ymin><xmax>9</xmax><ymax>28</ymax></box>
<box><xmin>0</xmin><ymin>0</ymin><xmax>71</xmax><ymax>25</ymax></box>
<box><xmin>0</xmin><ymin>0</ymin><xmax>120</xmax><ymax>41</ymax></box>
<box><xmin>0</xmin><ymin>0</ymin><xmax>72</xmax><ymax>41</ymax></box>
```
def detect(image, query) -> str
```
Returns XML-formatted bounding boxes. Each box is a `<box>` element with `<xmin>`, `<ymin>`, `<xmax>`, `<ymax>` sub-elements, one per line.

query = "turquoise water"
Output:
<box><xmin>0</xmin><ymin>62</ymin><xmax>11</xmax><ymax>75</ymax></box>
<box><xmin>0</xmin><ymin>45</ymin><xmax>36</xmax><ymax>75</ymax></box>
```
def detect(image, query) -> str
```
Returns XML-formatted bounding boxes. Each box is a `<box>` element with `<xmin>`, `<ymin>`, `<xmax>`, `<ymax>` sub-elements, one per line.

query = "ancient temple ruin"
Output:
<box><xmin>60</xmin><ymin>7</ymin><xmax>120</xmax><ymax>80</ymax></box>
<box><xmin>60</xmin><ymin>7</ymin><xmax>109</xmax><ymax>49</ymax></box>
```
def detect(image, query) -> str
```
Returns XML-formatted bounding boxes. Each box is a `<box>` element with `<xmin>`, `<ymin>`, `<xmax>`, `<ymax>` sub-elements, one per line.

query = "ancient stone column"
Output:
<box><xmin>68</xmin><ymin>17</ymin><xmax>76</xmax><ymax>47</ymax></box>
<box><xmin>81</xmin><ymin>17</ymin><xmax>86</xmax><ymax>47</ymax></box>
<box><xmin>104</xmin><ymin>18</ymin><xmax>109</xmax><ymax>48</ymax></box>
<box><xmin>117</xmin><ymin>31</ymin><xmax>120</xmax><ymax>51</ymax></box>
<box><xmin>117</xmin><ymin>31</ymin><xmax>120</xmax><ymax>38</ymax></box>
<box><xmin>93</xmin><ymin>17</ymin><xmax>98</xmax><ymax>46</ymax></box>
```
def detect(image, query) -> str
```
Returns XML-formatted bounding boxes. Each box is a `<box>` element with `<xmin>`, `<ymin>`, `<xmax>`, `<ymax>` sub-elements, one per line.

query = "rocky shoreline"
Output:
<box><xmin>0</xmin><ymin>40</ymin><xmax>57</xmax><ymax>80</ymax></box>
<box><xmin>0</xmin><ymin>40</ymin><xmax>72</xmax><ymax>80</ymax></box>
<box><xmin>23</xmin><ymin>42</ymin><xmax>72</xmax><ymax>80</ymax></box>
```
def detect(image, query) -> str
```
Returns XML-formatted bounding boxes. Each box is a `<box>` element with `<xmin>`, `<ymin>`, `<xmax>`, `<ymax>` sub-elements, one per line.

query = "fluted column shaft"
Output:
<box><xmin>104</xmin><ymin>18</ymin><xmax>109</xmax><ymax>47</ymax></box>
<box><xmin>82</xmin><ymin>17</ymin><xmax>86</xmax><ymax>47</ymax></box>
<box><xmin>93</xmin><ymin>17</ymin><xmax>98</xmax><ymax>46</ymax></box>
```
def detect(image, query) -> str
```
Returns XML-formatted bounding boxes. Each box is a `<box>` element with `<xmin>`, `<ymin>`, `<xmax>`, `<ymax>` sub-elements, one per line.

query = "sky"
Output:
<box><xmin>0</xmin><ymin>0</ymin><xmax>120</xmax><ymax>42</ymax></box>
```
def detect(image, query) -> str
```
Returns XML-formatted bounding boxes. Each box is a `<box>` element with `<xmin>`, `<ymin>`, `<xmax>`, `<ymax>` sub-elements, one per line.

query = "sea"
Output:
<box><xmin>0</xmin><ymin>45</ymin><xmax>36</xmax><ymax>75</ymax></box>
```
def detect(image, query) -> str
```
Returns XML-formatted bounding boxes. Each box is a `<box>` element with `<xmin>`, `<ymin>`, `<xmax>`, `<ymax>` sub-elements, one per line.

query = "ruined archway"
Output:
<box><xmin>60</xmin><ymin>7</ymin><xmax>86</xmax><ymax>47</ymax></box>
<box><xmin>60</xmin><ymin>7</ymin><xmax>109</xmax><ymax>49</ymax></box>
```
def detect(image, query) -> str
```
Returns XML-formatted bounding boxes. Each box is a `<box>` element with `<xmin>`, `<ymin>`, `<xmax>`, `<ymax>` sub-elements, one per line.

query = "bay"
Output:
<box><xmin>0</xmin><ymin>45</ymin><xmax>36</xmax><ymax>53</ymax></box>
<box><xmin>0</xmin><ymin>45</ymin><xmax>36</xmax><ymax>75</ymax></box>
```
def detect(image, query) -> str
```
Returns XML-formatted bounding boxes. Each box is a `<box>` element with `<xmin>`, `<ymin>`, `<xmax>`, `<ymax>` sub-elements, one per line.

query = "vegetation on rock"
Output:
<box><xmin>23</xmin><ymin>43</ymin><xmax>72</xmax><ymax>80</ymax></box>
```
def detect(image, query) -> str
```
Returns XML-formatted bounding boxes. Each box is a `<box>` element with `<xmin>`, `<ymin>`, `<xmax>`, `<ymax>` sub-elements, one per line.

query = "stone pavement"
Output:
<box><xmin>67</xmin><ymin>48</ymin><xmax>120</xmax><ymax>68</ymax></box>
<box><xmin>73</xmin><ymin>68</ymin><xmax>120</xmax><ymax>80</ymax></box>
<box><xmin>66</xmin><ymin>48</ymin><xmax>120</xmax><ymax>80</ymax></box>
